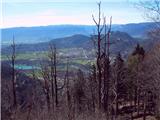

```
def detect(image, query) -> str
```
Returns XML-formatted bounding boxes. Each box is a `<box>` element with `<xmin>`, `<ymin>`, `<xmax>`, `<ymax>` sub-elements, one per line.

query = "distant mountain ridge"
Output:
<box><xmin>2</xmin><ymin>32</ymin><xmax>139</xmax><ymax>56</ymax></box>
<box><xmin>1</xmin><ymin>22</ymin><xmax>156</xmax><ymax>45</ymax></box>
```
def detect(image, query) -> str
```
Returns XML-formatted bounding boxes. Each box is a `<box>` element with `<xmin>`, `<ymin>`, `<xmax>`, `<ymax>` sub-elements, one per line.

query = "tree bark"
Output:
<box><xmin>11</xmin><ymin>37</ymin><xmax>17</xmax><ymax>107</ymax></box>
<box><xmin>54</xmin><ymin>46</ymin><xmax>58</xmax><ymax>107</ymax></box>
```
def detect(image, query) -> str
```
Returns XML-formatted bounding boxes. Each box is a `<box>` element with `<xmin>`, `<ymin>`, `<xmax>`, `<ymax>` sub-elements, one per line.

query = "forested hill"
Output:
<box><xmin>2</xmin><ymin>31</ymin><xmax>140</xmax><ymax>55</ymax></box>
<box><xmin>1</xmin><ymin>22</ymin><xmax>156</xmax><ymax>45</ymax></box>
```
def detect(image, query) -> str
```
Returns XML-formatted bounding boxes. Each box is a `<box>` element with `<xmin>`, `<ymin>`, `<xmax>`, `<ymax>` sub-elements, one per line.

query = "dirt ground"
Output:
<box><xmin>134</xmin><ymin>116</ymin><xmax>156</xmax><ymax>120</ymax></box>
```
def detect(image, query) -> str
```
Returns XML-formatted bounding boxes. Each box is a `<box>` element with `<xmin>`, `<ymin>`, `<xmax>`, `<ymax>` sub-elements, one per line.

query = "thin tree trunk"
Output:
<box><xmin>92</xmin><ymin>2</ymin><xmax>102</xmax><ymax>110</ymax></box>
<box><xmin>49</xmin><ymin>44</ymin><xmax>55</xmax><ymax>110</ymax></box>
<box><xmin>143</xmin><ymin>92</ymin><xmax>147</xmax><ymax>120</ymax></box>
<box><xmin>137</xmin><ymin>89</ymin><xmax>140</xmax><ymax>115</ymax></box>
<box><xmin>130</xmin><ymin>94</ymin><xmax>133</xmax><ymax>120</ymax></box>
<box><xmin>54</xmin><ymin>46</ymin><xmax>58</xmax><ymax>107</ymax></box>
<box><xmin>11</xmin><ymin>37</ymin><xmax>17</xmax><ymax>107</ymax></box>
<box><xmin>134</xmin><ymin>88</ymin><xmax>137</xmax><ymax>112</ymax></box>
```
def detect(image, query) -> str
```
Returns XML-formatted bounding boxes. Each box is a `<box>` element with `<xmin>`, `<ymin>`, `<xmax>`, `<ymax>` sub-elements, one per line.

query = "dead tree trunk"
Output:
<box><xmin>103</xmin><ymin>17</ymin><xmax>112</xmax><ymax>116</ymax></box>
<box><xmin>53</xmin><ymin>45</ymin><xmax>58</xmax><ymax>107</ymax></box>
<box><xmin>92</xmin><ymin>3</ymin><xmax>113</xmax><ymax>116</ymax></box>
<box><xmin>11</xmin><ymin>36</ymin><xmax>17</xmax><ymax>107</ymax></box>
<box><xmin>66</xmin><ymin>58</ymin><xmax>70</xmax><ymax>108</ymax></box>
<box><xmin>89</xmin><ymin>65</ymin><xmax>97</xmax><ymax>112</ymax></box>
<box><xmin>41</xmin><ymin>65</ymin><xmax>51</xmax><ymax>111</ymax></box>
<box><xmin>48</xmin><ymin>44</ymin><xmax>55</xmax><ymax>109</ymax></box>
<box><xmin>92</xmin><ymin>1</ymin><xmax>103</xmax><ymax>110</ymax></box>
<box><xmin>143</xmin><ymin>92</ymin><xmax>147</xmax><ymax>120</ymax></box>
<box><xmin>65</xmin><ymin>58</ymin><xmax>72</xmax><ymax>120</ymax></box>
<box><xmin>130</xmin><ymin>95</ymin><xmax>133</xmax><ymax>120</ymax></box>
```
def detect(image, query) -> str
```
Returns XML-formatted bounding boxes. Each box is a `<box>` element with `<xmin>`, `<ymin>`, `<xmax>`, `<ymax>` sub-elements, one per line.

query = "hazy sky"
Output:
<box><xmin>1</xmin><ymin>0</ymin><xmax>150</xmax><ymax>28</ymax></box>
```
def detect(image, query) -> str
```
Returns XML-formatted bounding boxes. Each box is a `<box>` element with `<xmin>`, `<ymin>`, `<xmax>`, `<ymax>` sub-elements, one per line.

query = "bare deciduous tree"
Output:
<box><xmin>144</xmin><ymin>43</ymin><xmax>160</xmax><ymax>117</ymax></box>
<box><xmin>48</xmin><ymin>43</ymin><xmax>59</xmax><ymax>107</ymax></box>
<box><xmin>40</xmin><ymin>64</ymin><xmax>51</xmax><ymax>111</ymax></box>
<box><xmin>48</xmin><ymin>43</ymin><xmax>55</xmax><ymax>109</ymax></box>
<box><xmin>92</xmin><ymin>3</ymin><xmax>112</xmax><ymax>115</ymax></box>
<box><xmin>92</xmin><ymin>2</ymin><xmax>104</xmax><ymax>109</ymax></box>
<box><xmin>10</xmin><ymin>36</ymin><xmax>17</xmax><ymax>107</ymax></box>
<box><xmin>138</xmin><ymin>0</ymin><xmax>160</xmax><ymax>41</ymax></box>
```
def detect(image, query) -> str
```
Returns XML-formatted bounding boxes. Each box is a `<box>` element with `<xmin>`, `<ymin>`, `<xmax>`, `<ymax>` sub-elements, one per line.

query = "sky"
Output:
<box><xmin>1</xmin><ymin>0</ymin><xmax>150</xmax><ymax>28</ymax></box>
